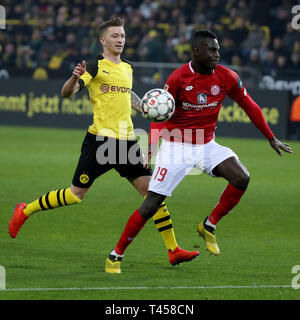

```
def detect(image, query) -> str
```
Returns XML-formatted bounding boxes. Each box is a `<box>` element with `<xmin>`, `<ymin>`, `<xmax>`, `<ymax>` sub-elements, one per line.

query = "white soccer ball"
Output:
<box><xmin>141</xmin><ymin>88</ymin><xmax>175</xmax><ymax>122</ymax></box>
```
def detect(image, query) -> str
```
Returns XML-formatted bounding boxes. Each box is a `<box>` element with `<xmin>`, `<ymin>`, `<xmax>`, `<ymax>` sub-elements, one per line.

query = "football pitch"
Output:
<box><xmin>0</xmin><ymin>125</ymin><xmax>299</xmax><ymax>300</ymax></box>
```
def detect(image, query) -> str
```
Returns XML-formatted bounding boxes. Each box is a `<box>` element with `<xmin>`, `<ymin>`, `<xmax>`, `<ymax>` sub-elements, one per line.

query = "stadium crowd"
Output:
<box><xmin>0</xmin><ymin>0</ymin><xmax>300</xmax><ymax>77</ymax></box>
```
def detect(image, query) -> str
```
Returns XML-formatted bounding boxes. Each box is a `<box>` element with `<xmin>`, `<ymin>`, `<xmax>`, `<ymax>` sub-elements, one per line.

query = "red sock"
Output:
<box><xmin>115</xmin><ymin>209</ymin><xmax>147</xmax><ymax>255</ymax></box>
<box><xmin>208</xmin><ymin>184</ymin><xmax>246</xmax><ymax>225</ymax></box>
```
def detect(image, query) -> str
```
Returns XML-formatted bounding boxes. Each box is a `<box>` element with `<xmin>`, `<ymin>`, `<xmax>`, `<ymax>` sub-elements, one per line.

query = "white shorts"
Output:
<box><xmin>148</xmin><ymin>139</ymin><xmax>238</xmax><ymax>196</ymax></box>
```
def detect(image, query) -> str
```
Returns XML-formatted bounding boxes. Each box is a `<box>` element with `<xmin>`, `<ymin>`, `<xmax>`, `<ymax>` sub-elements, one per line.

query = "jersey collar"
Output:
<box><xmin>189</xmin><ymin>60</ymin><xmax>215</xmax><ymax>75</ymax></box>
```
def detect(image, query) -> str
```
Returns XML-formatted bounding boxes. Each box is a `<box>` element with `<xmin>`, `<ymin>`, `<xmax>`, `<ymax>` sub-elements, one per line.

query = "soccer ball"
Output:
<box><xmin>141</xmin><ymin>88</ymin><xmax>175</xmax><ymax>122</ymax></box>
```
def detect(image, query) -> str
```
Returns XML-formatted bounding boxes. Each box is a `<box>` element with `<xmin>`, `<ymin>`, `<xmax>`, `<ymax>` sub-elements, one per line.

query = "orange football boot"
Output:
<box><xmin>168</xmin><ymin>246</ymin><xmax>199</xmax><ymax>266</ymax></box>
<box><xmin>9</xmin><ymin>202</ymin><xmax>28</xmax><ymax>238</ymax></box>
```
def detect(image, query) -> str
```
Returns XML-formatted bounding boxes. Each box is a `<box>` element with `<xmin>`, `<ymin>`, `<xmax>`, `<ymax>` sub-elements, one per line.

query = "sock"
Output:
<box><xmin>205</xmin><ymin>217</ymin><xmax>216</xmax><ymax>229</ymax></box>
<box><xmin>23</xmin><ymin>187</ymin><xmax>81</xmax><ymax>217</ymax></box>
<box><xmin>208</xmin><ymin>184</ymin><xmax>246</xmax><ymax>225</ymax></box>
<box><xmin>110</xmin><ymin>249</ymin><xmax>123</xmax><ymax>258</ymax></box>
<box><xmin>152</xmin><ymin>202</ymin><xmax>178</xmax><ymax>251</ymax></box>
<box><xmin>114</xmin><ymin>209</ymin><xmax>147</xmax><ymax>255</ymax></box>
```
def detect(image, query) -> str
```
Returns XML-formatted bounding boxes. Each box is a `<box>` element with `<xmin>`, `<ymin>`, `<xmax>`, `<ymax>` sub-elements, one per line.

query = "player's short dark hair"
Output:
<box><xmin>191</xmin><ymin>30</ymin><xmax>217</xmax><ymax>49</ymax></box>
<box><xmin>98</xmin><ymin>17</ymin><xmax>125</xmax><ymax>37</ymax></box>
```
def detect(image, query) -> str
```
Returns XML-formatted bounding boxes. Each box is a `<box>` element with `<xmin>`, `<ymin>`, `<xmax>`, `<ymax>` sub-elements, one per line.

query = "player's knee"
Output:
<box><xmin>139</xmin><ymin>192</ymin><xmax>165</xmax><ymax>220</ymax></box>
<box><xmin>231</xmin><ymin>172</ymin><xmax>250</xmax><ymax>190</ymax></box>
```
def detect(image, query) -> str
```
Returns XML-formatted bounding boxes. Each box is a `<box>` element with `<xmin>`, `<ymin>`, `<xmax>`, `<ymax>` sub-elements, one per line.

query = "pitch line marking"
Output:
<box><xmin>0</xmin><ymin>284</ymin><xmax>292</xmax><ymax>292</ymax></box>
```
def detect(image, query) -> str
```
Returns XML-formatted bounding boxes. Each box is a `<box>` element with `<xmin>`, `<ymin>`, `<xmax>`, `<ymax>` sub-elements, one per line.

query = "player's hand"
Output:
<box><xmin>269</xmin><ymin>136</ymin><xmax>292</xmax><ymax>156</ymax></box>
<box><xmin>72</xmin><ymin>60</ymin><xmax>86</xmax><ymax>79</ymax></box>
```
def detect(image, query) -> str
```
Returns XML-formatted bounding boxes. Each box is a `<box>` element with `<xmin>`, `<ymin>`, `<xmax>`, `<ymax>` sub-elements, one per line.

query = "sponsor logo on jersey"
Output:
<box><xmin>211</xmin><ymin>85</ymin><xmax>220</xmax><ymax>95</ymax></box>
<box><xmin>100</xmin><ymin>84</ymin><xmax>131</xmax><ymax>94</ymax></box>
<box><xmin>182</xmin><ymin>101</ymin><xmax>218</xmax><ymax>110</ymax></box>
<box><xmin>197</xmin><ymin>93</ymin><xmax>207</xmax><ymax>104</ymax></box>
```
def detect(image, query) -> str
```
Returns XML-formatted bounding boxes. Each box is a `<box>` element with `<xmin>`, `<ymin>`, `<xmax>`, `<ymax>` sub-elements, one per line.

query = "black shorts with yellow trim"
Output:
<box><xmin>72</xmin><ymin>132</ymin><xmax>153</xmax><ymax>188</ymax></box>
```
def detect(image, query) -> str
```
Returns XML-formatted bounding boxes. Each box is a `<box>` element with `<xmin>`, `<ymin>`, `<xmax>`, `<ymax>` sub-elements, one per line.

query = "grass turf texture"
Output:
<box><xmin>0</xmin><ymin>125</ymin><xmax>299</xmax><ymax>300</ymax></box>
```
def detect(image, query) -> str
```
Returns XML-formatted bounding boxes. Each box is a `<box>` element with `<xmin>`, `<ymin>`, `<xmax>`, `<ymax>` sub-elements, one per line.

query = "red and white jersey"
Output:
<box><xmin>157</xmin><ymin>61</ymin><xmax>273</xmax><ymax>144</ymax></box>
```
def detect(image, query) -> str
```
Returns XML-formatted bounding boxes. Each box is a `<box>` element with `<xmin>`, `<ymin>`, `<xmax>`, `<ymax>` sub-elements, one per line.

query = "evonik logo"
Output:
<box><xmin>100</xmin><ymin>84</ymin><xmax>131</xmax><ymax>94</ymax></box>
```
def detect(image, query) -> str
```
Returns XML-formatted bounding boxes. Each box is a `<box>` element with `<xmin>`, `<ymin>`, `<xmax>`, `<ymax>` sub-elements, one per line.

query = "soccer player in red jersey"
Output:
<box><xmin>106</xmin><ymin>30</ymin><xmax>292</xmax><ymax>271</ymax></box>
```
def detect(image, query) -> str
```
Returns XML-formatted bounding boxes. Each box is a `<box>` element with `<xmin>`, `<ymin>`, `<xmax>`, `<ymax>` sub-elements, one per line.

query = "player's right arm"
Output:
<box><xmin>61</xmin><ymin>60</ymin><xmax>86</xmax><ymax>97</ymax></box>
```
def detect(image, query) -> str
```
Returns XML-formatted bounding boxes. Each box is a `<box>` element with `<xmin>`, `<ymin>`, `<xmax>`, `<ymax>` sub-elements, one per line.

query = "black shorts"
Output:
<box><xmin>72</xmin><ymin>132</ymin><xmax>152</xmax><ymax>188</ymax></box>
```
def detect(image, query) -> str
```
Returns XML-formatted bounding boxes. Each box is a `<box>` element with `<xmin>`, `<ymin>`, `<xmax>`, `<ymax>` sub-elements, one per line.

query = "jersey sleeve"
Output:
<box><xmin>78</xmin><ymin>60</ymin><xmax>98</xmax><ymax>90</ymax></box>
<box><xmin>226</xmin><ymin>70</ymin><xmax>247</xmax><ymax>102</ymax></box>
<box><xmin>164</xmin><ymin>70</ymin><xmax>179</xmax><ymax>101</ymax></box>
<box><xmin>226</xmin><ymin>70</ymin><xmax>274</xmax><ymax>139</ymax></box>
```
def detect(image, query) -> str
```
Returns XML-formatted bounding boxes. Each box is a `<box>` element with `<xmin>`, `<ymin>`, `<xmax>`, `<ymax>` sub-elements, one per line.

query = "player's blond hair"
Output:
<box><xmin>98</xmin><ymin>17</ymin><xmax>125</xmax><ymax>37</ymax></box>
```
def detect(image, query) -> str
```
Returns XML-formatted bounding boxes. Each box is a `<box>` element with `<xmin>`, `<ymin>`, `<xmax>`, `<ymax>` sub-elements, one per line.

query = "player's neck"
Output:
<box><xmin>102</xmin><ymin>51</ymin><xmax>121</xmax><ymax>64</ymax></box>
<box><xmin>191</xmin><ymin>61</ymin><xmax>214</xmax><ymax>75</ymax></box>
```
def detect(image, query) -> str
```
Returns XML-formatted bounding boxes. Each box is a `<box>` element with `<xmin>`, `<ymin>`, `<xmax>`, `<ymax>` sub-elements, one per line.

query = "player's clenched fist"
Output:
<box><xmin>72</xmin><ymin>60</ymin><xmax>86</xmax><ymax>78</ymax></box>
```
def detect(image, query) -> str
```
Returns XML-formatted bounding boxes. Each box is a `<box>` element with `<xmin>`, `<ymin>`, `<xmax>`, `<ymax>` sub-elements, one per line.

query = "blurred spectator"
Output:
<box><xmin>248</xmin><ymin>48</ymin><xmax>262</xmax><ymax>72</ymax></box>
<box><xmin>262</xmin><ymin>50</ymin><xmax>277</xmax><ymax>76</ymax></box>
<box><xmin>258</xmin><ymin>40</ymin><xmax>270</xmax><ymax>63</ymax></box>
<box><xmin>282</xmin><ymin>22</ymin><xmax>300</xmax><ymax>51</ymax></box>
<box><xmin>2</xmin><ymin>43</ymin><xmax>16</xmax><ymax>67</ymax></box>
<box><xmin>271</xmin><ymin>37</ymin><xmax>288</xmax><ymax>57</ymax></box>
<box><xmin>220</xmin><ymin>36</ymin><xmax>235</xmax><ymax>65</ymax></box>
<box><xmin>173</xmin><ymin>35</ymin><xmax>191</xmax><ymax>63</ymax></box>
<box><xmin>231</xmin><ymin>54</ymin><xmax>242</xmax><ymax>68</ymax></box>
<box><xmin>138</xmin><ymin>30</ymin><xmax>165</xmax><ymax>62</ymax></box>
<box><xmin>139</xmin><ymin>0</ymin><xmax>158</xmax><ymax>19</ymax></box>
<box><xmin>232</xmin><ymin>18</ymin><xmax>249</xmax><ymax>49</ymax></box>
<box><xmin>275</xmin><ymin>55</ymin><xmax>288</xmax><ymax>73</ymax></box>
<box><xmin>242</xmin><ymin>23</ymin><xmax>266</xmax><ymax>54</ymax></box>
<box><xmin>289</xmin><ymin>52</ymin><xmax>300</xmax><ymax>70</ymax></box>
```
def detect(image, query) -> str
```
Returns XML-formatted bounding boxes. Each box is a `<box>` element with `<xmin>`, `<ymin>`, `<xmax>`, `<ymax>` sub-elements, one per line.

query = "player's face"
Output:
<box><xmin>100</xmin><ymin>26</ymin><xmax>126</xmax><ymax>55</ymax></box>
<box><xmin>194</xmin><ymin>38</ymin><xmax>220</xmax><ymax>71</ymax></box>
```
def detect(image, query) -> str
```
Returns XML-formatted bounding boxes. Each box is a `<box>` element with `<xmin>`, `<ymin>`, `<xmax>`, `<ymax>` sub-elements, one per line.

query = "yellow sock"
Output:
<box><xmin>152</xmin><ymin>202</ymin><xmax>178</xmax><ymax>251</ymax></box>
<box><xmin>23</xmin><ymin>188</ymin><xmax>81</xmax><ymax>217</ymax></box>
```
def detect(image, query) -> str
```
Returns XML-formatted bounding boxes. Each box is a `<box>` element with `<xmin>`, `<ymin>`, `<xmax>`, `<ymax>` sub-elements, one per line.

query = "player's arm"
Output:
<box><xmin>61</xmin><ymin>60</ymin><xmax>86</xmax><ymax>97</ymax></box>
<box><xmin>229</xmin><ymin>85</ymin><xmax>292</xmax><ymax>156</ymax></box>
<box><xmin>131</xmin><ymin>91</ymin><xmax>142</xmax><ymax>112</ymax></box>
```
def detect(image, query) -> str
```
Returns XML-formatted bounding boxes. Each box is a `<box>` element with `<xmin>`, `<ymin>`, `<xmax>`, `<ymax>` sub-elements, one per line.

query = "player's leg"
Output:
<box><xmin>106</xmin><ymin>140</ymin><xmax>200</xmax><ymax>273</ymax></box>
<box><xmin>105</xmin><ymin>191</ymin><xmax>166</xmax><ymax>273</ymax></box>
<box><xmin>196</xmin><ymin>140</ymin><xmax>250</xmax><ymax>254</ymax></box>
<box><xmin>128</xmin><ymin>175</ymin><xmax>200</xmax><ymax>266</ymax></box>
<box><xmin>9</xmin><ymin>185</ymin><xmax>86</xmax><ymax>238</ymax></box>
<box><xmin>207</xmin><ymin>156</ymin><xmax>249</xmax><ymax>225</ymax></box>
<box><xmin>129</xmin><ymin>175</ymin><xmax>179</xmax><ymax>251</ymax></box>
<box><xmin>9</xmin><ymin>132</ymin><xmax>97</xmax><ymax>238</ymax></box>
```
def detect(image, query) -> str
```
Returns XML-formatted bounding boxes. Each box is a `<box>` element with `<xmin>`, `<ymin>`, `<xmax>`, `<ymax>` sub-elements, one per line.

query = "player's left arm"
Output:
<box><xmin>228</xmin><ymin>79</ymin><xmax>292</xmax><ymax>156</ymax></box>
<box><xmin>131</xmin><ymin>91</ymin><xmax>142</xmax><ymax>112</ymax></box>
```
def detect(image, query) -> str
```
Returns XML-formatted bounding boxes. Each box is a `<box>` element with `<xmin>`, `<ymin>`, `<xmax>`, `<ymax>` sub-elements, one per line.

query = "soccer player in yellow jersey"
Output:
<box><xmin>9</xmin><ymin>17</ymin><xmax>199</xmax><ymax>273</ymax></box>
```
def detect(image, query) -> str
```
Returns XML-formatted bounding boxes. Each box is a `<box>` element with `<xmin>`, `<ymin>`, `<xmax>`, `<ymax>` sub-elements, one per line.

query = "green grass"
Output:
<box><xmin>0</xmin><ymin>125</ymin><xmax>299</xmax><ymax>300</ymax></box>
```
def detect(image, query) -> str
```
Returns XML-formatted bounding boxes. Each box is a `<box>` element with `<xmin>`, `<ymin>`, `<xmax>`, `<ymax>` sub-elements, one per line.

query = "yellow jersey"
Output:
<box><xmin>78</xmin><ymin>54</ymin><xmax>134</xmax><ymax>140</ymax></box>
